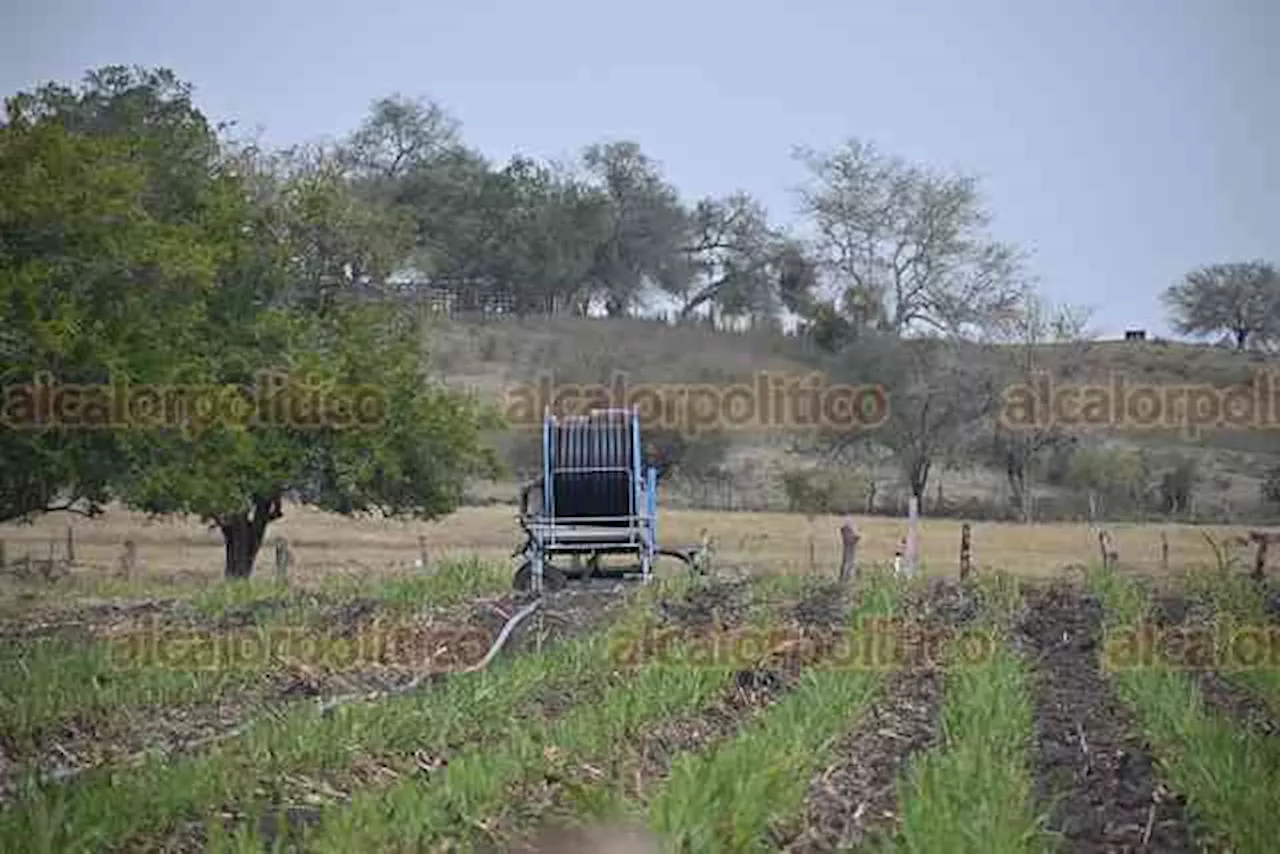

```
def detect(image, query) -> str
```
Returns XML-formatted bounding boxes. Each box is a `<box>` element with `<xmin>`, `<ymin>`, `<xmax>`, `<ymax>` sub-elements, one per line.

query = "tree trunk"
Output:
<box><xmin>907</xmin><ymin>458</ymin><xmax>931</xmax><ymax>513</ymax></box>
<box><xmin>1236</xmin><ymin>328</ymin><xmax>1249</xmax><ymax>350</ymax></box>
<box><xmin>605</xmin><ymin>295</ymin><xmax>627</xmax><ymax>317</ymax></box>
<box><xmin>218</xmin><ymin>494</ymin><xmax>283</xmax><ymax>579</ymax></box>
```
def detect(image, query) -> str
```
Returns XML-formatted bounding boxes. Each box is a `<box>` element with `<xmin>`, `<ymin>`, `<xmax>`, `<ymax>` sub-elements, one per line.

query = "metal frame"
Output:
<box><xmin>523</xmin><ymin>406</ymin><xmax>658</xmax><ymax>592</ymax></box>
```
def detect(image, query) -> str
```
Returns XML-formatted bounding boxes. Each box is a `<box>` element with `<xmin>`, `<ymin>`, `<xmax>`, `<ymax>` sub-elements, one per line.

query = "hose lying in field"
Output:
<box><xmin>31</xmin><ymin>598</ymin><xmax>545</xmax><ymax>786</ymax></box>
<box><xmin>316</xmin><ymin>597</ymin><xmax>543</xmax><ymax>714</ymax></box>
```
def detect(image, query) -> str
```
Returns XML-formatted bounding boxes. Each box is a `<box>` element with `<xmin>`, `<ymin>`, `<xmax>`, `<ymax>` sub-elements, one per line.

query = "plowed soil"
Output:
<box><xmin>1019</xmin><ymin>582</ymin><xmax>1197</xmax><ymax>853</ymax></box>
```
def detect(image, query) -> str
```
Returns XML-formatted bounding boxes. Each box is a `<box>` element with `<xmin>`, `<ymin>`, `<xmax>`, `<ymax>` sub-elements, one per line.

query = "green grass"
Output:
<box><xmin>1181</xmin><ymin>569</ymin><xmax>1280</xmax><ymax>718</ymax></box>
<box><xmin>883</xmin><ymin>575</ymin><xmax>1047</xmax><ymax>854</ymax></box>
<box><xmin>0</xmin><ymin>576</ymin><xmax>671</xmax><ymax>853</ymax></box>
<box><xmin>0</xmin><ymin>558</ymin><xmax>511</xmax><ymax>747</ymax></box>
<box><xmin>304</xmin><ymin>660</ymin><xmax>729</xmax><ymax>851</ymax></box>
<box><xmin>1090</xmin><ymin>565</ymin><xmax>1280</xmax><ymax>853</ymax></box>
<box><xmin>888</xmin><ymin>632</ymin><xmax>1045</xmax><ymax>853</ymax></box>
<box><xmin>646</xmin><ymin>570</ymin><xmax>901</xmax><ymax>853</ymax></box>
<box><xmin>300</xmin><ymin>620</ymin><xmax>743</xmax><ymax>849</ymax></box>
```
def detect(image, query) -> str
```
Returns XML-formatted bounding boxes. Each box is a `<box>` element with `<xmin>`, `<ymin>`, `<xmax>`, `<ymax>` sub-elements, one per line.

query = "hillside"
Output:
<box><xmin>428</xmin><ymin>314</ymin><xmax>1280</xmax><ymax>524</ymax></box>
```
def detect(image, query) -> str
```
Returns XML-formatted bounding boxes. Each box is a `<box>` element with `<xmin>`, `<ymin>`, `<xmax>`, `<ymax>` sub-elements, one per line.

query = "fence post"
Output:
<box><xmin>66</xmin><ymin>526</ymin><xmax>75</xmax><ymax>565</ymax></box>
<box><xmin>121</xmin><ymin>539</ymin><xmax>138</xmax><ymax>579</ymax></box>
<box><xmin>1097</xmin><ymin>529</ymin><xmax>1118</xmax><ymax>570</ymax></box>
<box><xmin>959</xmin><ymin>523</ymin><xmax>972</xmax><ymax>580</ymax></box>
<box><xmin>274</xmin><ymin>538</ymin><xmax>290</xmax><ymax>584</ymax></box>
<box><xmin>1160</xmin><ymin>532</ymin><xmax>1169</xmax><ymax>574</ymax></box>
<box><xmin>0</xmin><ymin>539</ymin><xmax>6</xmax><ymax>571</ymax></box>
<box><xmin>1250</xmin><ymin>532</ymin><xmax>1273</xmax><ymax>583</ymax></box>
<box><xmin>417</xmin><ymin>535</ymin><xmax>429</xmax><ymax>573</ymax></box>
<box><xmin>808</xmin><ymin>534</ymin><xmax>816</xmax><ymax>573</ymax></box>
<box><xmin>838</xmin><ymin>519</ymin><xmax>859</xmax><ymax>583</ymax></box>
<box><xmin>905</xmin><ymin>496</ymin><xmax>920</xmax><ymax>577</ymax></box>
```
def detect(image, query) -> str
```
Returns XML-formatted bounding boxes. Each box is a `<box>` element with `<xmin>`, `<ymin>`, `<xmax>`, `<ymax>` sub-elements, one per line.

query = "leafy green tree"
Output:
<box><xmin>580</xmin><ymin>141</ymin><xmax>689</xmax><ymax>316</ymax></box>
<box><xmin>487</xmin><ymin>157</ymin><xmax>610</xmax><ymax>314</ymax></box>
<box><xmin>342</xmin><ymin>94</ymin><xmax>461</xmax><ymax>183</ymax></box>
<box><xmin>245</xmin><ymin>141</ymin><xmax>416</xmax><ymax>308</ymax></box>
<box><xmin>120</xmin><ymin>306</ymin><xmax>500</xmax><ymax>577</ymax></box>
<box><xmin>0</xmin><ymin>67</ymin><xmax>232</xmax><ymax>523</ymax></box>
<box><xmin>2</xmin><ymin>67</ymin><xmax>502</xmax><ymax>577</ymax></box>
<box><xmin>674</xmin><ymin>193</ymin><xmax>816</xmax><ymax>325</ymax></box>
<box><xmin>1162</xmin><ymin>260</ymin><xmax>1280</xmax><ymax>350</ymax></box>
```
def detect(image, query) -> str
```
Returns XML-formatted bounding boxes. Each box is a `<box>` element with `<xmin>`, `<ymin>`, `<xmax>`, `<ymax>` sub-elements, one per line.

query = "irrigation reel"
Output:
<box><xmin>512</xmin><ymin>407</ymin><xmax>710</xmax><ymax>593</ymax></box>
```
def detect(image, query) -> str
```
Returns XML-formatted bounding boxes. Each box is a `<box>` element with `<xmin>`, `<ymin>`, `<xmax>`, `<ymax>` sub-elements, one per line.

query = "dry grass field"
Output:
<box><xmin>0</xmin><ymin>502</ymin><xmax>1262</xmax><ymax>595</ymax></box>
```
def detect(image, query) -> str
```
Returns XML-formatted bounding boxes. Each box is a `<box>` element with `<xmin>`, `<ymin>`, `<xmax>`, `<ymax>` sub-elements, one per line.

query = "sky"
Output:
<box><xmin>5</xmin><ymin>0</ymin><xmax>1277</xmax><ymax>338</ymax></box>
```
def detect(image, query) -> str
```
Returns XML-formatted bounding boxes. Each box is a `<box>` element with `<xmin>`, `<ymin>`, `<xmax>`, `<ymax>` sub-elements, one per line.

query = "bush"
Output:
<box><xmin>1159</xmin><ymin>455</ymin><xmax>1200</xmax><ymax>515</ymax></box>
<box><xmin>642</xmin><ymin>428</ymin><xmax>731</xmax><ymax>481</ymax></box>
<box><xmin>779</xmin><ymin>468</ymin><xmax>867</xmax><ymax>515</ymax></box>
<box><xmin>1263</xmin><ymin>465</ymin><xmax>1280</xmax><ymax>506</ymax></box>
<box><xmin>1059</xmin><ymin>444</ymin><xmax>1156</xmax><ymax>514</ymax></box>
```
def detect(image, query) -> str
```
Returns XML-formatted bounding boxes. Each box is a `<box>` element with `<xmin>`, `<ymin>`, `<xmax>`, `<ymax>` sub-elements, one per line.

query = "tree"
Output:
<box><xmin>1158</xmin><ymin>455</ymin><xmax>1199</xmax><ymax>516</ymax></box>
<box><xmin>493</xmin><ymin>158</ymin><xmax>611</xmax><ymax>314</ymax></box>
<box><xmin>795</xmin><ymin>139</ymin><xmax>1028</xmax><ymax>337</ymax></box>
<box><xmin>342</xmin><ymin>94</ymin><xmax>461</xmax><ymax>182</ymax></box>
<box><xmin>673</xmin><ymin>193</ymin><xmax>816</xmax><ymax>325</ymax></box>
<box><xmin>2</xmin><ymin>67</ymin><xmax>502</xmax><ymax>578</ymax></box>
<box><xmin>580</xmin><ymin>141</ymin><xmax>689</xmax><ymax>316</ymax></box>
<box><xmin>0</xmin><ymin>66</ymin><xmax>234</xmax><ymax>523</ymax></box>
<box><xmin>988</xmin><ymin>294</ymin><xmax>1094</xmax><ymax>521</ymax></box>
<box><xmin>819</xmin><ymin>332</ymin><xmax>999</xmax><ymax>507</ymax></box>
<box><xmin>138</xmin><ymin>113</ymin><xmax>500</xmax><ymax>578</ymax></box>
<box><xmin>119</xmin><ymin>305</ymin><xmax>500</xmax><ymax>578</ymax></box>
<box><xmin>247</xmin><ymin>141</ymin><xmax>416</xmax><ymax>308</ymax></box>
<box><xmin>1162</xmin><ymin>260</ymin><xmax>1280</xmax><ymax>351</ymax></box>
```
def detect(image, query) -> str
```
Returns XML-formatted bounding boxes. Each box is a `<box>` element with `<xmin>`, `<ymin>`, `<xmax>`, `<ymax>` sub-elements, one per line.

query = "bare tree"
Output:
<box><xmin>1163</xmin><ymin>260</ymin><xmax>1280</xmax><ymax>351</ymax></box>
<box><xmin>794</xmin><ymin>139</ymin><xmax>1028</xmax><ymax>338</ymax></box>
<box><xmin>820</xmin><ymin>332</ymin><xmax>1000</xmax><ymax>510</ymax></box>
<box><xmin>989</xmin><ymin>294</ymin><xmax>1095</xmax><ymax>521</ymax></box>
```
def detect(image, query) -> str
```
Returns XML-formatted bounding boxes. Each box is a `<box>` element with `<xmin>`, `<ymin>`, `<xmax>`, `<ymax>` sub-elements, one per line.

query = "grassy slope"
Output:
<box><xmin>433</xmin><ymin>314</ymin><xmax>1280</xmax><ymax>513</ymax></box>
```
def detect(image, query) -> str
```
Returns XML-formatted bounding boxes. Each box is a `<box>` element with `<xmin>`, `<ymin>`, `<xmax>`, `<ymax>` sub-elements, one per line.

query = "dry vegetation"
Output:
<box><xmin>431</xmin><ymin>315</ymin><xmax>1280</xmax><ymax>523</ymax></box>
<box><xmin>0</xmin><ymin>503</ymin><xmax>1263</xmax><ymax>608</ymax></box>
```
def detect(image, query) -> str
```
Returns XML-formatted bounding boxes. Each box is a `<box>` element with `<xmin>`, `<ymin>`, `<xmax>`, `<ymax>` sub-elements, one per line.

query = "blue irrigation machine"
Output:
<box><xmin>513</xmin><ymin>408</ymin><xmax>707</xmax><ymax>592</ymax></box>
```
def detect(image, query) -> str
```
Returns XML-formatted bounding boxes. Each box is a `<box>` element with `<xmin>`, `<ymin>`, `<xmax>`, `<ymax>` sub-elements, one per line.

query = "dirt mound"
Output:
<box><xmin>791</xmin><ymin>581</ymin><xmax>847</xmax><ymax>629</ymax></box>
<box><xmin>1019</xmin><ymin>581</ymin><xmax>1196</xmax><ymax>853</ymax></box>
<box><xmin>656</xmin><ymin>577</ymin><xmax>751</xmax><ymax>630</ymax></box>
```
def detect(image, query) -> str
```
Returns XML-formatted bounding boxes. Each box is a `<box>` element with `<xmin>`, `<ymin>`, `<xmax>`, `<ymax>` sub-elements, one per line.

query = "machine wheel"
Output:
<box><xmin>512</xmin><ymin>561</ymin><xmax>568</xmax><ymax>592</ymax></box>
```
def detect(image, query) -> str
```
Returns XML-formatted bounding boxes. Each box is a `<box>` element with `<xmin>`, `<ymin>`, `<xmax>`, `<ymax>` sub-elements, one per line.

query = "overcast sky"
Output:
<box><xmin>5</xmin><ymin>0</ymin><xmax>1276</xmax><ymax>337</ymax></box>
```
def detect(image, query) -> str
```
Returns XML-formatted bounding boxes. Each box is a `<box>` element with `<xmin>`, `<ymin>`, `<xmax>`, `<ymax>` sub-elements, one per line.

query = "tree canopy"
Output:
<box><xmin>1</xmin><ymin>66</ymin><xmax>498</xmax><ymax>577</ymax></box>
<box><xmin>1162</xmin><ymin>261</ymin><xmax>1280</xmax><ymax>351</ymax></box>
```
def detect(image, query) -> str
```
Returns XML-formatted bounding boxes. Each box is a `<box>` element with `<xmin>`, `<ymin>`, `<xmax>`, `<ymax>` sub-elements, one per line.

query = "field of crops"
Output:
<box><xmin>3</xmin><ymin>548</ymin><xmax>1280</xmax><ymax>854</ymax></box>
